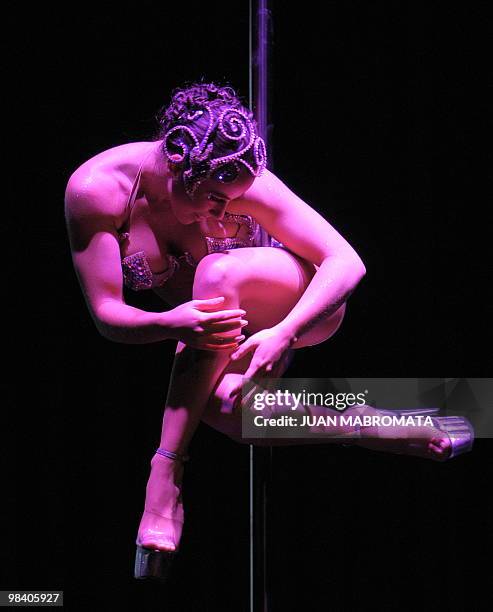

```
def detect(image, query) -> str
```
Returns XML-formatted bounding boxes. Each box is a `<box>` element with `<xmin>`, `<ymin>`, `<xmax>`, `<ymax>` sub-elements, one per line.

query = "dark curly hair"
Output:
<box><xmin>153</xmin><ymin>79</ymin><xmax>262</xmax><ymax>172</ymax></box>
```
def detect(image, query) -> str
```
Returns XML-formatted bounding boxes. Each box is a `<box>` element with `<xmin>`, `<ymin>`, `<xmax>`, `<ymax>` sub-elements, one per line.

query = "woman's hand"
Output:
<box><xmin>165</xmin><ymin>296</ymin><xmax>248</xmax><ymax>351</ymax></box>
<box><xmin>227</xmin><ymin>326</ymin><xmax>297</xmax><ymax>396</ymax></box>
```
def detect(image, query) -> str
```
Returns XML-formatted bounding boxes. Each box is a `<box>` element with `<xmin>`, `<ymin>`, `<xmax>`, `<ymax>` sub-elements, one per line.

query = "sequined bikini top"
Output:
<box><xmin>117</xmin><ymin>154</ymin><xmax>262</xmax><ymax>291</ymax></box>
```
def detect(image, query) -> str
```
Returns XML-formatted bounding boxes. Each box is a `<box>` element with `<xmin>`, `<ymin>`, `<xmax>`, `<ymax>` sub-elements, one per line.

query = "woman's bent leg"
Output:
<box><xmin>137</xmin><ymin>259</ymin><xmax>248</xmax><ymax>552</ymax></box>
<box><xmin>139</xmin><ymin>245</ymin><xmax>348</xmax><ymax>552</ymax></box>
<box><xmin>206</xmin><ymin>374</ymin><xmax>456</xmax><ymax>460</ymax></box>
<box><xmin>194</xmin><ymin>248</ymin><xmax>457</xmax><ymax>461</ymax></box>
<box><xmin>197</xmin><ymin>246</ymin><xmax>348</xmax><ymax>438</ymax></box>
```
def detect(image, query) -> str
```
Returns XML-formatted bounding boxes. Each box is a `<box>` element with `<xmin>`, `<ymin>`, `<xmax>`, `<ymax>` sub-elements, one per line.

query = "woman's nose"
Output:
<box><xmin>209</xmin><ymin>204</ymin><xmax>227</xmax><ymax>219</ymax></box>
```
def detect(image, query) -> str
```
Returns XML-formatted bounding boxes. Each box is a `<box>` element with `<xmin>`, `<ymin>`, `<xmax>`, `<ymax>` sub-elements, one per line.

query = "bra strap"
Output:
<box><xmin>119</xmin><ymin>155</ymin><xmax>148</xmax><ymax>234</ymax></box>
<box><xmin>125</xmin><ymin>163</ymin><xmax>144</xmax><ymax>215</ymax></box>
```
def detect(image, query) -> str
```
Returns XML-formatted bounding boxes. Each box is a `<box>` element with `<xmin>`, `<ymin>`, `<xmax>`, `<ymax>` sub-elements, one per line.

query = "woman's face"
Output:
<box><xmin>168</xmin><ymin>165</ymin><xmax>256</xmax><ymax>225</ymax></box>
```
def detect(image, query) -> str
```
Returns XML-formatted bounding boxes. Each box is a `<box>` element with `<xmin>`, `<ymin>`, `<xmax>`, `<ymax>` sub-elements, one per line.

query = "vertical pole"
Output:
<box><xmin>250</xmin><ymin>0</ymin><xmax>274</xmax><ymax>166</ymax></box>
<box><xmin>249</xmin><ymin>2</ymin><xmax>274</xmax><ymax>610</ymax></box>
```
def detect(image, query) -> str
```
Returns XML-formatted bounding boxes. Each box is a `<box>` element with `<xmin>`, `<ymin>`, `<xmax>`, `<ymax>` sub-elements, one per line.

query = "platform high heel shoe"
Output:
<box><xmin>371</xmin><ymin>408</ymin><xmax>474</xmax><ymax>459</ymax></box>
<box><xmin>342</xmin><ymin>407</ymin><xmax>474</xmax><ymax>460</ymax></box>
<box><xmin>134</xmin><ymin>447</ymin><xmax>189</xmax><ymax>583</ymax></box>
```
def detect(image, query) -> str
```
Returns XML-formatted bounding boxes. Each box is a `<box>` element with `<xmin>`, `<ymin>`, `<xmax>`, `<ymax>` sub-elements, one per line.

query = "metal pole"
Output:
<box><xmin>249</xmin><ymin>2</ymin><xmax>275</xmax><ymax>610</ymax></box>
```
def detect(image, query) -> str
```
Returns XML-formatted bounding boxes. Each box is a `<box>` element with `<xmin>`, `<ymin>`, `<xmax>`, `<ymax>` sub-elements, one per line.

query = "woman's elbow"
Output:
<box><xmin>334</xmin><ymin>250</ymin><xmax>367</xmax><ymax>280</ymax></box>
<box><xmin>355</xmin><ymin>259</ymin><xmax>366</xmax><ymax>279</ymax></box>
<box><xmin>90</xmin><ymin>306</ymin><xmax>125</xmax><ymax>344</ymax></box>
<box><xmin>350</xmin><ymin>263</ymin><xmax>366</xmax><ymax>290</ymax></box>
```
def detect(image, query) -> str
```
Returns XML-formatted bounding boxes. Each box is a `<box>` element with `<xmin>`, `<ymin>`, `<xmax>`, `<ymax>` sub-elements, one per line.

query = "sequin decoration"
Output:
<box><xmin>122</xmin><ymin>251</ymin><xmax>164</xmax><ymax>291</ymax></box>
<box><xmin>151</xmin><ymin>252</ymin><xmax>196</xmax><ymax>288</ymax></box>
<box><xmin>120</xmin><ymin>213</ymin><xmax>261</xmax><ymax>291</ymax></box>
<box><xmin>204</xmin><ymin>213</ymin><xmax>256</xmax><ymax>254</ymax></box>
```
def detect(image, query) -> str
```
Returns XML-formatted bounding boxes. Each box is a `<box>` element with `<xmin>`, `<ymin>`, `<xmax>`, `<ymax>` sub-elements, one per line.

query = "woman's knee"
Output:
<box><xmin>192</xmin><ymin>248</ymin><xmax>347</xmax><ymax>347</ymax></box>
<box><xmin>192</xmin><ymin>252</ymin><xmax>245</xmax><ymax>300</ymax></box>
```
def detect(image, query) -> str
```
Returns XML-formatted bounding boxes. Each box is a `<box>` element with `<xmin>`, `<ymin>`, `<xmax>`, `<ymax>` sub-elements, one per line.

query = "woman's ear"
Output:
<box><xmin>167</xmin><ymin>160</ymin><xmax>182</xmax><ymax>178</ymax></box>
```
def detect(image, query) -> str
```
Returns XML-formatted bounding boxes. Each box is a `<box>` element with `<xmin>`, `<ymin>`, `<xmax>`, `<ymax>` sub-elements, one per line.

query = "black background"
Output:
<box><xmin>5</xmin><ymin>2</ymin><xmax>491</xmax><ymax>611</ymax></box>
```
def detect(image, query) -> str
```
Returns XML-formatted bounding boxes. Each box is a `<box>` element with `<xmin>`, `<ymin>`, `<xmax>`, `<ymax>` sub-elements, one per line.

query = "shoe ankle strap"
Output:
<box><xmin>155</xmin><ymin>447</ymin><xmax>190</xmax><ymax>462</ymax></box>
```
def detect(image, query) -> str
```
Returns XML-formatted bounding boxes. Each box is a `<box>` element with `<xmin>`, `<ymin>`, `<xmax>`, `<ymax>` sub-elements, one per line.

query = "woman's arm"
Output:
<box><xmin>239</xmin><ymin>169</ymin><xmax>367</xmax><ymax>343</ymax></box>
<box><xmin>89</xmin><ymin>301</ymin><xmax>173</xmax><ymax>345</ymax></box>
<box><xmin>274</xmin><ymin>256</ymin><xmax>364</xmax><ymax>343</ymax></box>
<box><xmin>64</xmin><ymin>173</ymin><xmax>173</xmax><ymax>345</ymax></box>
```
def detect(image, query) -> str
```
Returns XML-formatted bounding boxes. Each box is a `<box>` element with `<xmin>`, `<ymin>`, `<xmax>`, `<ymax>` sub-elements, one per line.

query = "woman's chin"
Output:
<box><xmin>175</xmin><ymin>213</ymin><xmax>196</xmax><ymax>225</ymax></box>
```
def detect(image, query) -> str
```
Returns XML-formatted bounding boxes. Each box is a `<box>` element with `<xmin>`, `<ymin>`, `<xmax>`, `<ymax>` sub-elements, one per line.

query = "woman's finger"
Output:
<box><xmin>194</xmin><ymin>297</ymin><xmax>246</xmax><ymax>317</ymax></box>
<box><xmin>204</xmin><ymin>334</ymin><xmax>245</xmax><ymax>346</ymax></box>
<box><xmin>193</xmin><ymin>296</ymin><xmax>226</xmax><ymax>309</ymax></box>
<box><xmin>202</xmin><ymin>308</ymin><xmax>247</xmax><ymax>322</ymax></box>
<box><xmin>230</xmin><ymin>339</ymin><xmax>255</xmax><ymax>361</ymax></box>
<box><xmin>204</xmin><ymin>319</ymin><xmax>249</xmax><ymax>333</ymax></box>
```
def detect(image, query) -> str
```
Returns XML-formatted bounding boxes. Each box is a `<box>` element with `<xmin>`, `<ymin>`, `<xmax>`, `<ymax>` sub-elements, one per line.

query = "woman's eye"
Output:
<box><xmin>208</xmin><ymin>195</ymin><xmax>225</xmax><ymax>204</ymax></box>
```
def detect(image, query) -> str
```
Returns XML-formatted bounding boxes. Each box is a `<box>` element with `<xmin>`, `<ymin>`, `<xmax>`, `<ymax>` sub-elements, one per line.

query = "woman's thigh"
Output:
<box><xmin>196</xmin><ymin>246</ymin><xmax>347</xmax><ymax>436</ymax></box>
<box><xmin>195</xmin><ymin>246</ymin><xmax>346</xmax><ymax>349</ymax></box>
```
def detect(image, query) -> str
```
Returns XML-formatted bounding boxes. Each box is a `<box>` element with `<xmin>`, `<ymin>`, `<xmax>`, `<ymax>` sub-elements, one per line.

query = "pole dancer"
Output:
<box><xmin>65</xmin><ymin>81</ymin><xmax>474</xmax><ymax>583</ymax></box>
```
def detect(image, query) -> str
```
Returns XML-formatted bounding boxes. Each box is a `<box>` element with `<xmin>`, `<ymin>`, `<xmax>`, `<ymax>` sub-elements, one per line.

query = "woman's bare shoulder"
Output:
<box><xmin>64</xmin><ymin>141</ymin><xmax>151</xmax><ymax>220</ymax></box>
<box><xmin>230</xmin><ymin>168</ymin><xmax>288</xmax><ymax>215</ymax></box>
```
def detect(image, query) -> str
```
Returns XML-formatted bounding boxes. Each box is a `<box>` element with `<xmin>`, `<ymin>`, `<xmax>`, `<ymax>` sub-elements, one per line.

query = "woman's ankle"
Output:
<box><xmin>150</xmin><ymin>453</ymin><xmax>184</xmax><ymax>483</ymax></box>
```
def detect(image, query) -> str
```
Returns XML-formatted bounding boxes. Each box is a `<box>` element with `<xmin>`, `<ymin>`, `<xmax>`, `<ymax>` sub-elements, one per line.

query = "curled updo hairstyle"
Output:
<box><xmin>154</xmin><ymin>80</ymin><xmax>261</xmax><ymax>173</ymax></box>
